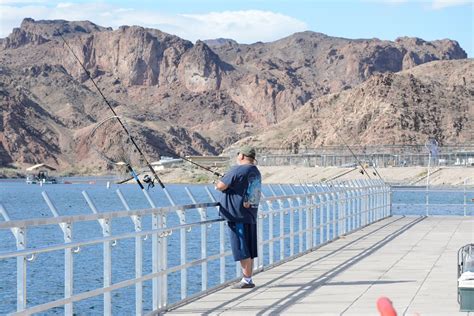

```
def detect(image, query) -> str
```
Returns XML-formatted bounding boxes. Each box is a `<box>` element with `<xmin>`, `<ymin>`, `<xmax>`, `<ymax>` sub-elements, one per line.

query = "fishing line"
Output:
<box><xmin>88</xmin><ymin>115</ymin><xmax>146</xmax><ymax>189</ymax></box>
<box><xmin>333</xmin><ymin>129</ymin><xmax>372</xmax><ymax>180</ymax></box>
<box><xmin>116</xmin><ymin>151</ymin><xmax>223</xmax><ymax>186</ymax></box>
<box><xmin>328</xmin><ymin>121</ymin><xmax>385</xmax><ymax>182</ymax></box>
<box><xmin>59</xmin><ymin>33</ymin><xmax>165</xmax><ymax>189</ymax></box>
<box><xmin>162</xmin><ymin>151</ymin><xmax>223</xmax><ymax>177</ymax></box>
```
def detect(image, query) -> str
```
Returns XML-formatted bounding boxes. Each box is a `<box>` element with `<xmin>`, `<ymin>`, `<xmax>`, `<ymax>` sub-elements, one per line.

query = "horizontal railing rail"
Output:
<box><xmin>0</xmin><ymin>179</ymin><xmax>390</xmax><ymax>315</ymax></box>
<box><xmin>392</xmin><ymin>183</ymin><xmax>474</xmax><ymax>216</ymax></box>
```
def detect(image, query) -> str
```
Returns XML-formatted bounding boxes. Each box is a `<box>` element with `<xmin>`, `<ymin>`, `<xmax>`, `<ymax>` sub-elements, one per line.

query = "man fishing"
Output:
<box><xmin>215</xmin><ymin>146</ymin><xmax>262</xmax><ymax>289</ymax></box>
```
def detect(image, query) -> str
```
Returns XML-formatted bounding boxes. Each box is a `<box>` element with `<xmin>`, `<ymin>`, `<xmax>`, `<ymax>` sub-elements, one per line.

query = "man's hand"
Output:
<box><xmin>215</xmin><ymin>180</ymin><xmax>228</xmax><ymax>191</ymax></box>
<box><xmin>243</xmin><ymin>201</ymin><xmax>251</xmax><ymax>208</ymax></box>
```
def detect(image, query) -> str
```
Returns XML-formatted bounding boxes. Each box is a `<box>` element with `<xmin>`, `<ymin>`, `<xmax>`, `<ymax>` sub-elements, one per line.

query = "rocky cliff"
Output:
<box><xmin>0</xmin><ymin>18</ymin><xmax>470</xmax><ymax>172</ymax></box>
<box><xmin>247</xmin><ymin>60</ymin><xmax>473</xmax><ymax>149</ymax></box>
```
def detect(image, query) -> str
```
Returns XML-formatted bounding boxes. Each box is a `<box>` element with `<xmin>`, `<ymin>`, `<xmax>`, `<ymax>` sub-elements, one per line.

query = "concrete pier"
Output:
<box><xmin>166</xmin><ymin>216</ymin><xmax>474</xmax><ymax>315</ymax></box>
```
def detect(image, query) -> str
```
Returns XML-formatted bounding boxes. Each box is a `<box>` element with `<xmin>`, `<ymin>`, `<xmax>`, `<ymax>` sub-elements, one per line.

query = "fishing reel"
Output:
<box><xmin>143</xmin><ymin>174</ymin><xmax>155</xmax><ymax>190</ymax></box>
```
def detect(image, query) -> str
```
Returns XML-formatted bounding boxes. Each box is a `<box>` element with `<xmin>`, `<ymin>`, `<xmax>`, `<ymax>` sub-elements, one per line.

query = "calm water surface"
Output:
<box><xmin>0</xmin><ymin>180</ymin><xmax>472</xmax><ymax>314</ymax></box>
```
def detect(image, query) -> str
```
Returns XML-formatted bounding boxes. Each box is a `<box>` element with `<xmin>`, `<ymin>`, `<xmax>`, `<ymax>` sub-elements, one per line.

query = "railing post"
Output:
<box><xmin>356</xmin><ymin>180</ymin><xmax>363</xmax><ymax>228</ymax></box>
<box><xmin>307</xmin><ymin>191</ymin><xmax>314</xmax><ymax>250</ymax></box>
<box><xmin>185</xmin><ymin>187</ymin><xmax>208</xmax><ymax>292</ymax></box>
<box><xmin>142</xmin><ymin>189</ymin><xmax>165</xmax><ymax>310</ymax></box>
<box><xmin>389</xmin><ymin>182</ymin><xmax>393</xmax><ymax>217</ymax></box>
<box><xmin>269</xmin><ymin>185</ymin><xmax>285</xmax><ymax>260</ymax></box>
<box><xmin>15</xmin><ymin>226</ymin><xmax>27</xmax><ymax>312</ymax></box>
<box><xmin>375</xmin><ymin>182</ymin><xmax>380</xmax><ymax>220</ymax></box>
<box><xmin>349</xmin><ymin>181</ymin><xmax>356</xmax><ymax>231</ymax></box>
<box><xmin>336</xmin><ymin>184</ymin><xmax>343</xmax><ymax>236</ymax></box>
<box><xmin>287</xmin><ymin>200</ymin><xmax>294</xmax><ymax>254</ymax></box>
<box><xmin>368</xmin><ymin>182</ymin><xmax>373</xmax><ymax>222</ymax></box>
<box><xmin>286</xmin><ymin>185</ymin><xmax>303</xmax><ymax>253</ymax></box>
<box><xmin>316</xmin><ymin>191</ymin><xmax>323</xmax><ymax>245</ymax></box>
<box><xmin>464</xmin><ymin>178</ymin><xmax>468</xmax><ymax>216</ymax></box>
<box><xmin>264</xmin><ymin>196</ymin><xmax>276</xmax><ymax>265</ymax></box>
<box><xmin>102</xmin><ymin>219</ymin><xmax>112</xmax><ymax>316</ymax></box>
<box><xmin>205</xmin><ymin>187</ymin><xmax>226</xmax><ymax>284</ymax></box>
<box><xmin>342</xmin><ymin>186</ymin><xmax>347</xmax><ymax>235</ymax></box>
<box><xmin>303</xmin><ymin>182</ymin><xmax>317</xmax><ymax>248</ymax></box>
<box><xmin>325</xmin><ymin>192</ymin><xmax>330</xmax><ymax>242</ymax></box>
<box><xmin>83</xmin><ymin>191</ymin><xmax>116</xmax><ymax>316</ymax></box>
<box><xmin>364</xmin><ymin>182</ymin><xmax>369</xmax><ymax>225</ymax></box>
<box><xmin>331</xmin><ymin>191</ymin><xmax>337</xmax><ymax>239</ymax></box>
<box><xmin>163</xmin><ymin>189</ymin><xmax>187</xmax><ymax>301</ymax></box>
<box><xmin>257</xmin><ymin>209</ymin><xmax>265</xmax><ymax>270</ymax></box>
<box><xmin>115</xmin><ymin>189</ymin><xmax>143</xmax><ymax>316</ymax></box>
<box><xmin>42</xmin><ymin>191</ymin><xmax>74</xmax><ymax>315</ymax></box>
<box><xmin>279</xmin><ymin>186</ymin><xmax>295</xmax><ymax>257</ymax></box>
<box><xmin>0</xmin><ymin>205</ymin><xmax>27</xmax><ymax>312</ymax></box>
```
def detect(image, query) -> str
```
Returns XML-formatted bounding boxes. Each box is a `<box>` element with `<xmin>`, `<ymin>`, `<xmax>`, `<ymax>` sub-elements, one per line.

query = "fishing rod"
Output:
<box><xmin>332</xmin><ymin>130</ymin><xmax>370</xmax><ymax>179</ymax></box>
<box><xmin>116</xmin><ymin>151</ymin><xmax>223</xmax><ymax>186</ymax></box>
<box><xmin>59</xmin><ymin>33</ymin><xmax>165</xmax><ymax>189</ymax></box>
<box><xmin>164</xmin><ymin>151</ymin><xmax>223</xmax><ymax>177</ymax></box>
<box><xmin>336</xmin><ymin>130</ymin><xmax>385</xmax><ymax>182</ymax></box>
<box><xmin>333</xmin><ymin>129</ymin><xmax>386</xmax><ymax>182</ymax></box>
<box><xmin>117</xmin><ymin>151</ymin><xmax>224</xmax><ymax>185</ymax></box>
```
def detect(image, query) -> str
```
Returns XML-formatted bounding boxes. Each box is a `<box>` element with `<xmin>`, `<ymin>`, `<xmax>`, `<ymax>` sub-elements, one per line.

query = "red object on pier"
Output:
<box><xmin>377</xmin><ymin>296</ymin><xmax>397</xmax><ymax>316</ymax></box>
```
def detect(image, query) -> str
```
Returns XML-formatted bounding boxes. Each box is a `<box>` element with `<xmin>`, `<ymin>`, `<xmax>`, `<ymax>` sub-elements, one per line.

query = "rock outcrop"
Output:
<box><xmin>178</xmin><ymin>40</ymin><xmax>224</xmax><ymax>92</ymax></box>
<box><xmin>249</xmin><ymin>60</ymin><xmax>474</xmax><ymax>148</ymax></box>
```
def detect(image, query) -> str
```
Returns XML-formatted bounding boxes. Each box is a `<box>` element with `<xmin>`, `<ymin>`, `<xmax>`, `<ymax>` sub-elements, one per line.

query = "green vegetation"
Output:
<box><xmin>192</xmin><ymin>174</ymin><xmax>210</xmax><ymax>183</ymax></box>
<box><xmin>416</xmin><ymin>170</ymin><xmax>428</xmax><ymax>178</ymax></box>
<box><xmin>0</xmin><ymin>167</ymin><xmax>24</xmax><ymax>179</ymax></box>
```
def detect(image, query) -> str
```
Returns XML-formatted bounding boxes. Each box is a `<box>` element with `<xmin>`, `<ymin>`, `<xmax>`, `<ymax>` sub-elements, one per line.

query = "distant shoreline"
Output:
<box><xmin>4</xmin><ymin>166</ymin><xmax>471</xmax><ymax>186</ymax></box>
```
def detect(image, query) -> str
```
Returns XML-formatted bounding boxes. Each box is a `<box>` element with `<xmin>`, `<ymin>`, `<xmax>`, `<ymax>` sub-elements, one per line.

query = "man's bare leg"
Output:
<box><xmin>240</xmin><ymin>258</ymin><xmax>253</xmax><ymax>278</ymax></box>
<box><xmin>232</xmin><ymin>258</ymin><xmax>255</xmax><ymax>288</ymax></box>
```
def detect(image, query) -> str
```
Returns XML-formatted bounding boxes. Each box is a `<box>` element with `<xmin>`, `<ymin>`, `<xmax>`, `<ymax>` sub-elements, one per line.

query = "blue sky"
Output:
<box><xmin>1</xmin><ymin>0</ymin><xmax>472</xmax><ymax>56</ymax></box>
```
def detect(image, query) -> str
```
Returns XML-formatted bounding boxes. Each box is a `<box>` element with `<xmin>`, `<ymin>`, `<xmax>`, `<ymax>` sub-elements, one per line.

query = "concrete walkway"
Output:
<box><xmin>166</xmin><ymin>216</ymin><xmax>474</xmax><ymax>315</ymax></box>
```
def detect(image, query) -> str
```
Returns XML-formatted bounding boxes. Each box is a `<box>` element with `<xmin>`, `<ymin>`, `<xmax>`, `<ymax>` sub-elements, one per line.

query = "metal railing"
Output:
<box><xmin>258</xmin><ymin>152</ymin><xmax>474</xmax><ymax>167</ymax></box>
<box><xmin>0</xmin><ymin>179</ymin><xmax>390</xmax><ymax>315</ymax></box>
<box><xmin>391</xmin><ymin>179</ymin><xmax>474</xmax><ymax>216</ymax></box>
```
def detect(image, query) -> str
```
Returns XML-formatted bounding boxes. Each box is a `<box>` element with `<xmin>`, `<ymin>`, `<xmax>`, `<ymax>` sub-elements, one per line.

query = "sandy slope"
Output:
<box><xmin>154</xmin><ymin>165</ymin><xmax>474</xmax><ymax>186</ymax></box>
<box><xmin>258</xmin><ymin>166</ymin><xmax>474</xmax><ymax>185</ymax></box>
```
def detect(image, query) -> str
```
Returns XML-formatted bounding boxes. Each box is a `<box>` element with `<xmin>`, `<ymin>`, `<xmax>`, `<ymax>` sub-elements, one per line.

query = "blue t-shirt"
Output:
<box><xmin>219</xmin><ymin>164</ymin><xmax>262</xmax><ymax>224</ymax></box>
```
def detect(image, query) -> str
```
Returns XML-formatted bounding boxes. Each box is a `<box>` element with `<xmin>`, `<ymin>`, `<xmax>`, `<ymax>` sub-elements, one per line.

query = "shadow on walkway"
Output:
<box><xmin>194</xmin><ymin>216</ymin><xmax>425</xmax><ymax>315</ymax></box>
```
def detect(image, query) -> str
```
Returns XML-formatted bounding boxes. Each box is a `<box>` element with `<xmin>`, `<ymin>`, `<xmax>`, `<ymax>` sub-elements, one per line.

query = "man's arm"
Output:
<box><xmin>215</xmin><ymin>180</ymin><xmax>228</xmax><ymax>191</ymax></box>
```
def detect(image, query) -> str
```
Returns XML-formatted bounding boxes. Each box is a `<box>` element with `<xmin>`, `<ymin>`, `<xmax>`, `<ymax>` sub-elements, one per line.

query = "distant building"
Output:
<box><xmin>184</xmin><ymin>156</ymin><xmax>230</xmax><ymax>168</ymax></box>
<box><xmin>151</xmin><ymin>156</ymin><xmax>184</xmax><ymax>170</ymax></box>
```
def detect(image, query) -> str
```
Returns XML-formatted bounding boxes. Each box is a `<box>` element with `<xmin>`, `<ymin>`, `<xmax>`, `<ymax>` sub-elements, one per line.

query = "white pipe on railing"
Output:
<box><xmin>42</xmin><ymin>191</ymin><xmax>74</xmax><ymax>315</ymax></box>
<box><xmin>1</xmin><ymin>204</ymin><xmax>27</xmax><ymax>313</ymax></box>
<box><xmin>115</xmin><ymin>188</ymin><xmax>143</xmax><ymax>316</ymax></box>
<box><xmin>185</xmin><ymin>187</ymin><xmax>208</xmax><ymax>292</ymax></box>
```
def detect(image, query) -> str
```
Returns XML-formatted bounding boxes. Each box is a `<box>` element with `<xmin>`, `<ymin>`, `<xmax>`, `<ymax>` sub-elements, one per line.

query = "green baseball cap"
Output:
<box><xmin>239</xmin><ymin>145</ymin><xmax>256</xmax><ymax>159</ymax></box>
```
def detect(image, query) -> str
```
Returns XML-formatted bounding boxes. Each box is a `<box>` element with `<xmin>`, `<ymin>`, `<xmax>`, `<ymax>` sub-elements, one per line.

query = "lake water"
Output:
<box><xmin>0</xmin><ymin>180</ymin><xmax>472</xmax><ymax>314</ymax></box>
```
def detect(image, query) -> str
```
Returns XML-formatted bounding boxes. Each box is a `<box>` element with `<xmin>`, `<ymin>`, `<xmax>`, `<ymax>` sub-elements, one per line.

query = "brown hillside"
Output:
<box><xmin>0</xmin><ymin>18</ymin><xmax>469</xmax><ymax>171</ymax></box>
<box><xmin>247</xmin><ymin>59</ymin><xmax>473</xmax><ymax>150</ymax></box>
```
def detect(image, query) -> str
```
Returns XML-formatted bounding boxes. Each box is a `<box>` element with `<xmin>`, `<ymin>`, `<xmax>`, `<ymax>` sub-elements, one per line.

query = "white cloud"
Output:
<box><xmin>0</xmin><ymin>0</ymin><xmax>50</xmax><ymax>3</ymax></box>
<box><xmin>368</xmin><ymin>0</ymin><xmax>472</xmax><ymax>8</ymax></box>
<box><xmin>56</xmin><ymin>2</ymin><xmax>74</xmax><ymax>8</ymax></box>
<box><xmin>431</xmin><ymin>0</ymin><xmax>473</xmax><ymax>9</ymax></box>
<box><xmin>0</xmin><ymin>3</ymin><xmax>308</xmax><ymax>44</ymax></box>
<box><xmin>180</xmin><ymin>10</ymin><xmax>308</xmax><ymax>43</ymax></box>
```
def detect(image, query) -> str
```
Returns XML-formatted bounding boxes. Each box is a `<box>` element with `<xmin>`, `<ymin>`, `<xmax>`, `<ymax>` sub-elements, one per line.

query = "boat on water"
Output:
<box><xmin>25</xmin><ymin>163</ymin><xmax>58</xmax><ymax>184</ymax></box>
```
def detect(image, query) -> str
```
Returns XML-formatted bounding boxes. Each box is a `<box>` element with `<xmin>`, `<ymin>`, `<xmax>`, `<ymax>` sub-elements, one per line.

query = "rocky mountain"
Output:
<box><xmin>246</xmin><ymin>59</ymin><xmax>473</xmax><ymax>150</ymax></box>
<box><xmin>0</xmin><ymin>18</ymin><xmax>470</xmax><ymax>172</ymax></box>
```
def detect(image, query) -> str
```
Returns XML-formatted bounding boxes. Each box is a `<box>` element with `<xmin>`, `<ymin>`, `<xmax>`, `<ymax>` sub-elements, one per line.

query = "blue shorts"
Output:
<box><xmin>227</xmin><ymin>222</ymin><xmax>258</xmax><ymax>261</ymax></box>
